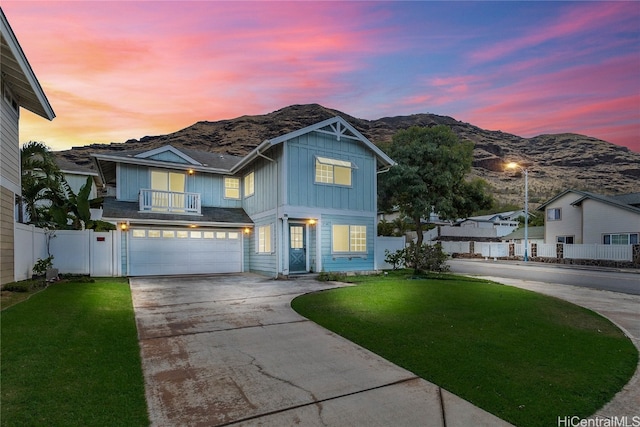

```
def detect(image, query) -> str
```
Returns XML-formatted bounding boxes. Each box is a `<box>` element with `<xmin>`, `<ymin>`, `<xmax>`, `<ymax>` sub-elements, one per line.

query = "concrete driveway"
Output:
<box><xmin>130</xmin><ymin>273</ymin><xmax>512</xmax><ymax>426</ymax></box>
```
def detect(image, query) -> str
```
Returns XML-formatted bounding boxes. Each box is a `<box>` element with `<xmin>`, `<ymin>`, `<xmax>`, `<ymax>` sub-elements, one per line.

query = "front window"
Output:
<box><xmin>557</xmin><ymin>236</ymin><xmax>574</xmax><ymax>244</ymax></box>
<box><xmin>332</xmin><ymin>225</ymin><xmax>367</xmax><ymax>253</ymax></box>
<box><xmin>547</xmin><ymin>208</ymin><xmax>561</xmax><ymax>221</ymax></box>
<box><xmin>315</xmin><ymin>156</ymin><xmax>353</xmax><ymax>186</ymax></box>
<box><xmin>224</xmin><ymin>177</ymin><xmax>240</xmax><ymax>199</ymax></box>
<box><xmin>604</xmin><ymin>233</ymin><xmax>639</xmax><ymax>245</ymax></box>
<box><xmin>244</xmin><ymin>172</ymin><xmax>255</xmax><ymax>198</ymax></box>
<box><xmin>257</xmin><ymin>224</ymin><xmax>273</xmax><ymax>253</ymax></box>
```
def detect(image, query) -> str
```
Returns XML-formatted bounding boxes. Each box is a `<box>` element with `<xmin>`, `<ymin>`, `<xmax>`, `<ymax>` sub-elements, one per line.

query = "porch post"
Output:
<box><xmin>316</xmin><ymin>218</ymin><xmax>322</xmax><ymax>273</ymax></box>
<box><xmin>282</xmin><ymin>216</ymin><xmax>289</xmax><ymax>275</ymax></box>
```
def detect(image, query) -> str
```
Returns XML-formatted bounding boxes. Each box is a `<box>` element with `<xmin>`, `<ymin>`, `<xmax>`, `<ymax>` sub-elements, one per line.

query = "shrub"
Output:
<box><xmin>386</xmin><ymin>242</ymin><xmax>450</xmax><ymax>274</ymax></box>
<box><xmin>2</xmin><ymin>282</ymin><xmax>31</xmax><ymax>293</ymax></box>
<box><xmin>317</xmin><ymin>271</ymin><xmax>347</xmax><ymax>282</ymax></box>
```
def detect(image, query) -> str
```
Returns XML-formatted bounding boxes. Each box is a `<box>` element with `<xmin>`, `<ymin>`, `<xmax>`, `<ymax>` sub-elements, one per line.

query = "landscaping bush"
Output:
<box><xmin>385</xmin><ymin>241</ymin><xmax>450</xmax><ymax>273</ymax></box>
<box><xmin>2</xmin><ymin>282</ymin><xmax>31</xmax><ymax>293</ymax></box>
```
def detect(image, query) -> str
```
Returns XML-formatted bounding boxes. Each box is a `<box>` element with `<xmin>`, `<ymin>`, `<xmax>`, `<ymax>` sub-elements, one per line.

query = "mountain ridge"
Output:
<box><xmin>56</xmin><ymin>103</ymin><xmax>639</xmax><ymax>208</ymax></box>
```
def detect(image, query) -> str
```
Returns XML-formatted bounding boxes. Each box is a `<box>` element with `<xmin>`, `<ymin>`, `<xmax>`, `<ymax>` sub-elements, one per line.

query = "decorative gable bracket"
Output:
<box><xmin>134</xmin><ymin>145</ymin><xmax>202</xmax><ymax>166</ymax></box>
<box><xmin>315</xmin><ymin>121</ymin><xmax>360</xmax><ymax>142</ymax></box>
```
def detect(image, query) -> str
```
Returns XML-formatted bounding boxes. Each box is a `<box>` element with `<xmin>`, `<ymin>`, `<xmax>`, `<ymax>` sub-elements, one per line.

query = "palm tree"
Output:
<box><xmin>17</xmin><ymin>141</ymin><xmax>67</xmax><ymax>226</ymax></box>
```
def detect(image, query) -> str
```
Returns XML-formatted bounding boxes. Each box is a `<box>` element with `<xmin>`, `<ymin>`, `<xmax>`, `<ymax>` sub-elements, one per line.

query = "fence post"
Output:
<box><xmin>633</xmin><ymin>244</ymin><xmax>640</xmax><ymax>266</ymax></box>
<box><xmin>556</xmin><ymin>243</ymin><xmax>564</xmax><ymax>260</ymax></box>
<box><xmin>469</xmin><ymin>241</ymin><xmax>474</xmax><ymax>255</ymax></box>
<box><xmin>509</xmin><ymin>243</ymin><xmax>514</xmax><ymax>257</ymax></box>
<box><xmin>531</xmin><ymin>243</ymin><xmax>537</xmax><ymax>258</ymax></box>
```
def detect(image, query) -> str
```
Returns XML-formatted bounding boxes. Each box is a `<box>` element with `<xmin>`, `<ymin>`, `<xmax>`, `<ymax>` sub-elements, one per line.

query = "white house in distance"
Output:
<box><xmin>0</xmin><ymin>8</ymin><xmax>55</xmax><ymax>285</ymax></box>
<box><xmin>537</xmin><ymin>190</ymin><xmax>640</xmax><ymax>245</ymax></box>
<box><xmin>456</xmin><ymin>210</ymin><xmax>526</xmax><ymax>238</ymax></box>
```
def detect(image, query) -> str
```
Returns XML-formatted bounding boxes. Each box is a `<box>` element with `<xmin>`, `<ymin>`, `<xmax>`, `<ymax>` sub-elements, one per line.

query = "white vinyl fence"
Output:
<box><xmin>376</xmin><ymin>236</ymin><xmax>406</xmax><ymax>269</ymax></box>
<box><xmin>14</xmin><ymin>224</ymin><xmax>122</xmax><ymax>281</ymax></box>
<box><xmin>564</xmin><ymin>244</ymin><xmax>632</xmax><ymax>261</ymax></box>
<box><xmin>474</xmin><ymin>242</ymin><xmax>509</xmax><ymax>258</ymax></box>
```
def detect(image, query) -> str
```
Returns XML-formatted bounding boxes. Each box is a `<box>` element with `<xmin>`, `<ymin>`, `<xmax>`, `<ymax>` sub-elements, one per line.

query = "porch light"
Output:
<box><xmin>120</xmin><ymin>222</ymin><xmax>128</xmax><ymax>231</ymax></box>
<box><xmin>189</xmin><ymin>224</ymin><xmax>197</xmax><ymax>228</ymax></box>
<box><xmin>244</xmin><ymin>227</ymin><xmax>251</xmax><ymax>234</ymax></box>
<box><xmin>308</xmin><ymin>219</ymin><xmax>317</xmax><ymax>225</ymax></box>
<box><xmin>188</xmin><ymin>169</ymin><xmax>195</xmax><ymax>175</ymax></box>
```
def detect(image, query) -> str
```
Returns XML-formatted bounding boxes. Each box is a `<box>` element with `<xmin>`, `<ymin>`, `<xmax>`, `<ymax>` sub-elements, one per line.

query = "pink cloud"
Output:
<box><xmin>471</xmin><ymin>2</ymin><xmax>637</xmax><ymax>64</ymax></box>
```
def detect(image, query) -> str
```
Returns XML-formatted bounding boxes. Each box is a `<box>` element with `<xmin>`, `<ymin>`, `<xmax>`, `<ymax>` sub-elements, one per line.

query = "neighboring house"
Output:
<box><xmin>537</xmin><ymin>190</ymin><xmax>640</xmax><ymax>245</ymax></box>
<box><xmin>456</xmin><ymin>210</ymin><xmax>526</xmax><ymax>237</ymax></box>
<box><xmin>93</xmin><ymin>116</ymin><xmax>395</xmax><ymax>277</ymax></box>
<box><xmin>55</xmin><ymin>156</ymin><xmax>101</xmax><ymax>200</ymax></box>
<box><xmin>0</xmin><ymin>9</ymin><xmax>55</xmax><ymax>285</ymax></box>
<box><xmin>501</xmin><ymin>226</ymin><xmax>545</xmax><ymax>245</ymax></box>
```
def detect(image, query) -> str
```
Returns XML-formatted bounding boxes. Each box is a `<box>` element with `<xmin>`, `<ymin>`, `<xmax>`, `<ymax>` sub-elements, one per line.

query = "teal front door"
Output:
<box><xmin>289</xmin><ymin>224</ymin><xmax>306</xmax><ymax>273</ymax></box>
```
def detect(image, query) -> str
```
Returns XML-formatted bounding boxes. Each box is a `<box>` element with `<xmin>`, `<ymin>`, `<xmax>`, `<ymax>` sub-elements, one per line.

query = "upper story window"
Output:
<box><xmin>547</xmin><ymin>208</ymin><xmax>561</xmax><ymax>221</ymax></box>
<box><xmin>604</xmin><ymin>233</ymin><xmax>638</xmax><ymax>245</ymax></box>
<box><xmin>151</xmin><ymin>170</ymin><xmax>185</xmax><ymax>192</ymax></box>
<box><xmin>315</xmin><ymin>156</ymin><xmax>354</xmax><ymax>186</ymax></box>
<box><xmin>224</xmin><ymin>177</ymin><xmax>240</xmax><ymax>199</ymax></box>
<box><xmin>244</xmin><ymin>172</ymin><xmax>254</xmax><ymax>198</ymax></box>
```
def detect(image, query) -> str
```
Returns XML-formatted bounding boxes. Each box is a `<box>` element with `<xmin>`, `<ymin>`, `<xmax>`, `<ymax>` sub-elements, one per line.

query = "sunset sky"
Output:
<box><xmin>3</xmin><ymin>1</ymin><xmax>639</xmax><ymax>153</ymax></box>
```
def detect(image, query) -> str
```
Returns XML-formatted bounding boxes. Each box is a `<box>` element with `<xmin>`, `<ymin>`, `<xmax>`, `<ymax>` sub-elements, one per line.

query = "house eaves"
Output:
<box><xmin>571</xmin><ymin>193</ymin><xmax>640</xmax><ymax>215</ymax></box>
<box><xmin>0</xmin><ymin>8</ymin><xmax>55</xmax><ymax>120</ymax></box>
<box><xmin>231</xmin><ymin>116</ymin><xmax>396</xmax><ymax>173</ymax></box>
<box><xmin>536</xmin><ymin>189</ymin><xmax>589</xmax><ymax>212</ymax></box>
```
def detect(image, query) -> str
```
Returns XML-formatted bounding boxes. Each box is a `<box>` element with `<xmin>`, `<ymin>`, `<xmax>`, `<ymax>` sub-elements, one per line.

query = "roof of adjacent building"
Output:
<box><xmin>101</xmin><ymin>198</ymin><xmax>253</xmax><ymax>227</ymax></box>
<box><xmin>538</xmin><ymin>189</ymin><xmax>640</xmax><ymax>215</ymax></box>
<box><xmin>502</xmin><ymin>226</ymin><xmax>545</xmax><ymax>240</ymax></box>
<box><xmin>0</xmin><ymin>8</ymin><xmax>55</xmax><ymax>120</ymax></box>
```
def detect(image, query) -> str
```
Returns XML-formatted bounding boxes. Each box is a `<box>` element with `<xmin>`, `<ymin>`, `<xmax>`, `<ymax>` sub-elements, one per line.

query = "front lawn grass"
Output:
<box><xmin>292</xmin><ymin>271</ymin><xmax>638</xmax><ymax>427</ymax></box>
<box><xmin>1</xmin><ymin>278</ymin><xmax>149</xmax><ymax>427</ymax></box>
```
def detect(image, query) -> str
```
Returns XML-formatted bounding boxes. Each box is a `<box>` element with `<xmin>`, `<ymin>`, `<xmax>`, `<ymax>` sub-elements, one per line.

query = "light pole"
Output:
<box><xmin>506</xmin><ymin>162</ymin><xmax>528</xmax><ymax>262</ymax></box>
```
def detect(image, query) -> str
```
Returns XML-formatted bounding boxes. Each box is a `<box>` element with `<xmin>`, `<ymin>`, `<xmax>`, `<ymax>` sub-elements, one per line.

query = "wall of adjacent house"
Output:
<box><xmin>580</xmin><ymin>199</ymin><xmax>640</xmax><ymax>244</ymax></box>
<box><xmin>117</xmin><ymin>163</ymin><xmax>242</xmax><ymax>208</ymax></box>
<box><xmin>286</xmin><ymin>132</ymin><xmax>376</xmax><ymax>212</ymax></box>
<box><xmin>544</xmin><ymin>192</ymin><xmax>584</xmax><ymax>244</ymax></box>
<box><xmin>64</xmin><ymin>173</ymin><xmax>97</xmax><ymax>199</ymax></box>
<box><xmin>1</xmin><ymin>84</ymin><xmax>20</xmax><ymax>285</ymax></box>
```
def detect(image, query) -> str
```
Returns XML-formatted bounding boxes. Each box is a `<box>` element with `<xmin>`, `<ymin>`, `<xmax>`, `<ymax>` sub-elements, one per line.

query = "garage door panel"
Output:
<box><xmin>129</xmin><ymin>228</ymin><xmax>242</xmax><ymax>276</ymax></box>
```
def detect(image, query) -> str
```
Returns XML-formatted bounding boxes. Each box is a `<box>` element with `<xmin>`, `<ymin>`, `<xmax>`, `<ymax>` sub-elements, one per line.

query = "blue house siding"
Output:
<box><xmin>319</xmin><ymin>213</ymin><xmax>375</xmax><ymax>272</ymax></box>
<box><xmin>117</xmin><ymin>164</ymin><xmax>241</xmax><ymax>208</ymax></box>
<box><xmin>247</xmin><ymin>214</ymin><xmax>278</xmax><ymax>276</ymax></box>
<box><xmin>242</xmin><ymin>146</ymin><xmax>281</xmax><ymax>216</ymax></box>
<box><xmin>286</xmin><ymin>133</ymin><xmax>376</xmax><ymax>212</ymax></box>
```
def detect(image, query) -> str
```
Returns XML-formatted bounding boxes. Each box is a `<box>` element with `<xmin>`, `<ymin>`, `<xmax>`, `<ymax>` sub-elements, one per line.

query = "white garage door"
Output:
<box><xmin>129</xmin><ymin>228</ymin><xmax>242</xmax><ymax>276</ymax></box>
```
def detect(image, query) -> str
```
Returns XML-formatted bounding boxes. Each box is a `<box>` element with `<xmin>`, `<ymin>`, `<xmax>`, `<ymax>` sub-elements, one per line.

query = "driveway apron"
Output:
<box><xmin>130</xmin><ymin>273</ymin><xmax>512</xmax><ymax>426</ymax></box>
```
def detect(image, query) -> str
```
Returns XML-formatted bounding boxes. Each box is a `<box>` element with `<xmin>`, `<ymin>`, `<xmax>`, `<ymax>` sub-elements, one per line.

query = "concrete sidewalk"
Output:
<box><xmin>474</xmin><ymin>276</ymin><xmax>640</xmax><ymax>420</ymax></box>
<box><xmin>130</xmin><ymin>274</ymin><xmax>512</xmax><ymax>426</ymax></box>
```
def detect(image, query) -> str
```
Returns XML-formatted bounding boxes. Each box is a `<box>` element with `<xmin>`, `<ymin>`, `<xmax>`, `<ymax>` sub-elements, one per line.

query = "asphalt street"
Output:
<box><xmin>448</xmin><ymin>258</ymin><xmax>640</xmax><ymax>295</ymax></box>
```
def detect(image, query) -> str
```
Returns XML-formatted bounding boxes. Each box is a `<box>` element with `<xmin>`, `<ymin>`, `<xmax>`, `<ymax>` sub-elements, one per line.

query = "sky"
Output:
<box><xmin>3</xmin><ymin>1</ymin><xmax>639</xmax><ymax>153</ymax></box>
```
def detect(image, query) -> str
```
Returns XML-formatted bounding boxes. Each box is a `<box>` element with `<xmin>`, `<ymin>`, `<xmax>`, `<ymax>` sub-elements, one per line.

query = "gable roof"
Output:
<box><xmin>571</xmin><ymin>192</ymin><xmax>640</xmax><ymax>215</ymax></box>
<box><xmin>502</xmin><ymin>226</ymin><xmax>545</xmax><ymax>240</ymax></box>
<box><xmin>0</xmin><ymin>8</ymin><xmax>54</xmax><ymax>120</ymax></box>
<box><xmin>233</xmin><ymin>116</ymin><xmax>396</xmax><ymax>172</ymax></box>
<box><xmin>537</xmin><ymin>189</ymin><xmax>640</xmax><ymax>215</ymax></box>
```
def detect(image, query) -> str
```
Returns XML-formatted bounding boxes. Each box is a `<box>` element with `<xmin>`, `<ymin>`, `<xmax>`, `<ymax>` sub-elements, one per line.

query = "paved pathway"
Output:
<box><xmin>130</xmin><ymin>273</ymin><xmax>512</xmax><ymax>426</ymax></box>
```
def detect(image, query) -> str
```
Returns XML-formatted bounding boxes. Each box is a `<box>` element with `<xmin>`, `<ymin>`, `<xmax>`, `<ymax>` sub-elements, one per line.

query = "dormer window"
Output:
<box><xmin>315</xmin><ymin>156</ymin><xmax>355</xmax><ymax>186</ymax></box>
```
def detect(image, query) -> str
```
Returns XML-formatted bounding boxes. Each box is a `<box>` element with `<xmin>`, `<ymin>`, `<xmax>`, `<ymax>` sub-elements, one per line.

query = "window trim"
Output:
<box><xmin>244</xmin><ymin>171</ymin><xmax>255</xmax><ymax>198</ymax></box>
<box><xmin>603</xmin><ymin>233</ymin><xmax>639</xmax><ymax>245</ymax></box>
<box><xmin>556</xmin><ymin>235</ymin><xmax>574</xmax><ymax>244</ymax></box>
<box><xmin>224</xmin><ymin>177</ymin><xmax>241</xmax><ymax>200</ymax></box>
<box><xmin>331</xmin><ymin>224</ymin><xmax>367</xmax><ymax>254</ymax></box>
<box><xmin>257</xmin><ymin>224</ymin><xmax>274</xmax><ymax>254</ymax></box>
<box><xmin>547</xmin><ymin>208</ymin><xmax>562</xmax><ymax>221</ymax></box>
<box><xmin>314</xmin><ymin>156</ymin><xmax>356</xmax><ymax>187</ymax></box>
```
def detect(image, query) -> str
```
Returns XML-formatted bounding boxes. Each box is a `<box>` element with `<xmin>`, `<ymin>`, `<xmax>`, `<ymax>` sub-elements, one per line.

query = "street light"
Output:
<box><xmin>506</xmin><ymin>162</ymin><xmax>529</xmax><ymax>262</ymax></box>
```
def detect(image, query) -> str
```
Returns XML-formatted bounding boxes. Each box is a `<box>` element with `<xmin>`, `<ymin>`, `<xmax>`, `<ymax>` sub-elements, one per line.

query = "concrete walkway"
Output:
<box><xmin>130</xmin><ymin>273</ymin><xmax>512</xmax><ymax>426</ymax></box>
<box><xmin>472</xmin><ymin>276</ymin><xmax>640</xmax><ymax>421</ymax></box>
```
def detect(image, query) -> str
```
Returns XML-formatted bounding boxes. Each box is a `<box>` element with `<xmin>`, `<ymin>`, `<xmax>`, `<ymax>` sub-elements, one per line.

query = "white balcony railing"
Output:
<box><xmin>139</xmin><ymin>189</ymin><xmax>201</xmax><ymax>214</ymax></box>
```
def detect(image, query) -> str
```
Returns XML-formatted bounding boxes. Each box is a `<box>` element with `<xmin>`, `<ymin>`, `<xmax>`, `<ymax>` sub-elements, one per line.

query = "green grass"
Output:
<box><xmin>1</xmin><ymin>278</ymin><xmax>149</xmax><ymax>427</ymax></box>
<box><xmin>292</xmin><ymin>271</ymin><xmax>638</xmax><ymax>427</ymax></box>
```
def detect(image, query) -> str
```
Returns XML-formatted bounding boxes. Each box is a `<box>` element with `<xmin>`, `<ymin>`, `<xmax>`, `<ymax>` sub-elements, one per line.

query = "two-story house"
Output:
<box><xmin>1</xmin><ymin>9</ymin><xmax>55</xmax><ymax>285</ymax></box>
<box><xmin>537</xmin><ymin>189</ymin><xmax>640</xmax><ymax>245</ymax></box>
<box><xmin>93</xmin><ymin>116</ymin><xmax>395</xmax><ymax>277</ymax></box>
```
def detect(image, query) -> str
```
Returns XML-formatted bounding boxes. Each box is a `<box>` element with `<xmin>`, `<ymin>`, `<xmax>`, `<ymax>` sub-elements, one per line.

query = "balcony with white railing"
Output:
<box><xmin>139</xmin><ymin>189</ymin><xmax>201</xmax><ymax>214</ymax></box>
